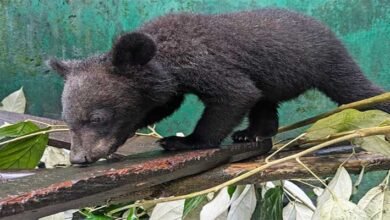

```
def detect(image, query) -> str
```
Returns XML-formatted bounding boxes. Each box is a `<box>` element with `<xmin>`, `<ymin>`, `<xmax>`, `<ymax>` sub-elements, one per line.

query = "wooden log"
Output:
<box><xmin>139</xmin><ymin>151</ymin><xmax>390</xmax><ymax>200</ymax></box>
<box><xmin>1</xmin><ymin>149</ymin><xmax>389</xmax><ymax>219</ymax></box>
<box><xmin>0</xmin><ymin>139</ymin><xmax>272</xmax><ymax>219</ymax></box>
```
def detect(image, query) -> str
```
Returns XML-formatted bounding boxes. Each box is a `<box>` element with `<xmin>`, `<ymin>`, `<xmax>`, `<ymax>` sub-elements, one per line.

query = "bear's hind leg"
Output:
<box><xmin>232</xmin><ymin>99</ymin><xmax>278</xmax><ymax>142</ymax></box>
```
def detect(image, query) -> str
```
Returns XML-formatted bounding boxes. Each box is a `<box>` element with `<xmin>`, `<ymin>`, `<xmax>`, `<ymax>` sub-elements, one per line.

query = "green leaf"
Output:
<box><xmin>80</xmin><ymin>208</ymin><xmax>113</xmax><ymax>220</ymax></box>
<box><xmin>0</xmin><ymin>121</ymin><xmax>51</xmax><ymax>169</ymax></box>
<box><xmin>123</xmin><ymin>207</ymin><xmax>139</xmax><ymax>220</ymax></box>
<box><xmin>306</xmin><ymin>109</ymin><xmax>389</xmax><ymax>139</ymax></box>
<box><xmin>250</xmin><ymin>187</ymin><xmax>262</xmax><ymax>220</ymax></box>
<box><xmin>183</xmin><ymin>195</ymin><xmax>206</xmax><ymax>218</ymax></box>
<box><xmin>260</xmin><ymin>185</ymin><xmax>283</xmax><ymax>220</ymax></box>
<box><xmin>0</xmin><ymin>133</ymin><xmax>48</xmax><ymax>169</ymax></box>
<box><xmin>0</xmin><ymin>87</ymin><xmax>26</xmax><ymax>113</ymax></box>
<box><xmin>305</xmin><ymin>109</ymin><xmax>390</xmax><ymax>156</ymax></box>
<box><xmin>380</xmin><ymin>119</ymin><xmax>390</xmax><ymax>126</ymax></box>
<box><xmin>85</xmin><ymin>214</ymin><xmax>112</xmax><ymax>220</ymax></box>
<box><xmin>227</xmin><ymin>185</ymin><xmax>237</xmax><ymax>197</ymax></box>
<box><xmin>0</xmin><ymin>121</ymin><xmax>40</xmax><ymax>139</ymax></box>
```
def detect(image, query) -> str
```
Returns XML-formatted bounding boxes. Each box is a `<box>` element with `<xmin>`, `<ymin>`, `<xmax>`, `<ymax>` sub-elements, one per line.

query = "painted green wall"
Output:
<box><xmin>0</xmin><ymin>0</ymin><xmax>389</xmax><ymax>137</ymax></box>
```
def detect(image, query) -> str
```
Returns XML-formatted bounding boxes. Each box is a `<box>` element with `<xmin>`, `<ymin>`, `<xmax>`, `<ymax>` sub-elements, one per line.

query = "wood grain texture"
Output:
<box><xmin>0</xmin><ymin>138</ymin><xmax>272</xmax><ymax>219</ymax></box>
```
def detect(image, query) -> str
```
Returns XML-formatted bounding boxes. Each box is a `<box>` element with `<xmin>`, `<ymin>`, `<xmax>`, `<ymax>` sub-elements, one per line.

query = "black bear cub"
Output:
<box><xmin>49</xmin><ymin>9</ymin><xmax>390</xmax><ymax>164</ymax></box>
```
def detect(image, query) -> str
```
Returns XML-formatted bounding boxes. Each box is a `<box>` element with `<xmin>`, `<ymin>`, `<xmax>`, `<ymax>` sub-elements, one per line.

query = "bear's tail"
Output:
<box><xmin>317</xmin><ymin>53</ymin><xmax>390</xmax><ymax>113</ymax></box>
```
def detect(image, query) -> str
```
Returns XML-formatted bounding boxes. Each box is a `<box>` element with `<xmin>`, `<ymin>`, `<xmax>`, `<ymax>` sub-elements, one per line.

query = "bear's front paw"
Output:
<box><xmin>158</xmin><ymin>136</ymin><xmax>219</xmax><ymax>151</ymax></box>
<box><xmin>232</xmin><ymin>129</ymin><xmax>257</xmax><ymax>142</ymax></box>
<box><xmin>158</xmin><ymin>136</ymin><xmax>194</xmax><ymax>151</ymax></box>
<box><xmin>231</xmin><ymin>129</ymin><xmax>272</xmax><ymax>143</ymax></box>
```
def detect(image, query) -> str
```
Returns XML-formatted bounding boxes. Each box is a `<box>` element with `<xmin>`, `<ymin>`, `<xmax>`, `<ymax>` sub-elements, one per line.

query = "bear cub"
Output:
<box><xmin>49</xmin><ymin>9</ymin><xmax>390</xmax><ymax>164</ymax></box>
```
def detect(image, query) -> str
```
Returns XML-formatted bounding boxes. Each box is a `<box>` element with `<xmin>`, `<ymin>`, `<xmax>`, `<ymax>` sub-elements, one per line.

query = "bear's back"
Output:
<box><xmin>139</xmin><ymin>9</ymin><xmax>346</xmax><ymax>101</ymax></box>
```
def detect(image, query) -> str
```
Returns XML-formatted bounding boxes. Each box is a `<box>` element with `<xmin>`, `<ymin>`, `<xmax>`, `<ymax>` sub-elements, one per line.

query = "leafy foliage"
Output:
<box><xmin>79</xmin><ymin>203</ymin><xmax>139</xmax><ymax>220</ymax></box>
<box><xmin>0</xmin><ymin>121</ymin><xmax>40</xmax><ymax>139</ymax></box>
<box><xmin>0</xmin><ymin>89</ymin><xmax>50</xmax><ymax>169</ymax></box>
<box><xmin>305</xmin><ymin>109</ymin><xmax>390</xmax><ymax>139</ymax></box>
<box><xmin>227</xmin><ymin>185</ymin><xmax>237</xmax><ymax>197</ymax></box>
<box><xmin>0</xmin><ymin>121</ymin><xmax>48</xmax><ymax>169</ymax></box>
<box><xmin>84</xmin><ymin>214</ymin><xmax>112</xmax><ymax>220</ymax></box>
<box><xmin>125</xmin><ymin>207</ymin><xmax>139</xmax><ymax>220</ymax></box>
<box><xmin>260</xmin><ymin>185</ymin><xmax>284</xmax><ymax>220</ymax></box>
<box><xmin>183</xmin><ymin>195</ymin><xmax>206</xmax><ymax>218</ymax></box>
<box><xmin>305</xmin><ymin>109</ymin><xmax>390</xmax><ymax>156</ymax></box>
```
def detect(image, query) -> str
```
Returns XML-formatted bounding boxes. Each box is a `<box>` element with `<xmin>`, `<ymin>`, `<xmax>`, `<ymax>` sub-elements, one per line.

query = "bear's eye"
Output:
<box><xmin>90</xmin><ymin>115</ymin><xmax>105</xmax><ymax>124</ymax></box>
<box><xmin>89</xmin><ymin>109</ymin><xmax>113</xmax><ymax>126</ymax></box>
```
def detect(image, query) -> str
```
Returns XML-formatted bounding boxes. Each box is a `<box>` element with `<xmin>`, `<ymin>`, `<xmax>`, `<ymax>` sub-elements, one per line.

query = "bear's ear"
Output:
<box><xmin>46</xmin><ymin>59</ymin><xmax>71</xmax><ymax>77</ymax></box>
<box><xmin>112</xmin><ymin>32</ymin><xmax>156</xmax><ymax>67</ymax></box>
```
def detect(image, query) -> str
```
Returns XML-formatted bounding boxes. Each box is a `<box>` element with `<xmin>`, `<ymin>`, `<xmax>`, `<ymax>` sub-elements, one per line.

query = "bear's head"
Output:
<box><xmin>48</xmin><ymin>32</ymin><xmax>173</xmax><ymax>164</ymax></box>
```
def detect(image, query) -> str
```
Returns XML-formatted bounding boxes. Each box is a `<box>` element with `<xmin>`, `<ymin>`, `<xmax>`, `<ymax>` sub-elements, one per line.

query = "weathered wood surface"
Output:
<box><xmin>0</xmin><ymin>137</ymin><xmax>272</xmax><ymax>219</ymax></box>
<box><xmin>147</xmin><ymin>151</ymin><xmax>390</xmax><ymax>199</ymax></box>
<box><xmin>2</xmin><ymin>148</ymin><xmax>390</xmax><ymax>219</ymax></box>
<box><xmin>0</xmin><ymin>110</ymin><xmax>70</xmax><ymax>149</ymax></box>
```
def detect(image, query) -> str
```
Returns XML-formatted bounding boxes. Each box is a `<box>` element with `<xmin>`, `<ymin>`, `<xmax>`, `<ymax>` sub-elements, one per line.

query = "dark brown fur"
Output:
<box><xmin>49</xmin><ymin>9</ymin><xmax>389</xmax><ymax>164</ymax></box>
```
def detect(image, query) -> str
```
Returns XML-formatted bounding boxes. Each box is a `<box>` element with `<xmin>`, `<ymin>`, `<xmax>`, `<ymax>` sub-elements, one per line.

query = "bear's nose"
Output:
<box><xmin>70</xmin><ymin>151</ymin><xmax>90</xmax><ymax>165</ymax></box>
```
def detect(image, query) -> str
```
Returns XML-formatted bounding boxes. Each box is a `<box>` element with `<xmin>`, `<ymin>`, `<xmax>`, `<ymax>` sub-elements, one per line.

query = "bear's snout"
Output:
<box><xmin>70</xmin><ymin>151</ymin><xmax>91</xmax><ymax>164</ymax></box>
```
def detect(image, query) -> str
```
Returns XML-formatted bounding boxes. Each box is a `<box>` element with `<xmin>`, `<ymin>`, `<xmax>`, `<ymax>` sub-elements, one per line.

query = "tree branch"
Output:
<box><xmin>109</xmin><ymin>151</ymin><xmax>390</xmax><ymax>204</ymax></box>
<box><xmin>109</xmin><ymin>125</ymin><xmax>390</xmax><ymax>214</ymax></box>
<box><xmin>278</xmin><ymin>92</ymin><xmax>390</xmax><ymax>133</ymax></box>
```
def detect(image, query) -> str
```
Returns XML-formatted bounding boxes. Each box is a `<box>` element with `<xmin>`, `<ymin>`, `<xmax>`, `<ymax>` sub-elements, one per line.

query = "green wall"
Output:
<box><xmin>1</xmin><ymin>0</ymin><xmax>390</xmax><ymax>137</ymax></box>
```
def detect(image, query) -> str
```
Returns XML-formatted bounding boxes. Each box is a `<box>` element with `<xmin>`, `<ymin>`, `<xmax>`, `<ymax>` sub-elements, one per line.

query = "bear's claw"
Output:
<box><xmin>158</xmin><ymin>136</ymin><xmax>195</xmax><ymax>151</ymax></box>
<box><xmin>232</xmin><ymin>129</ymin><xmax>258</xmax><ymax>143</ymax></box>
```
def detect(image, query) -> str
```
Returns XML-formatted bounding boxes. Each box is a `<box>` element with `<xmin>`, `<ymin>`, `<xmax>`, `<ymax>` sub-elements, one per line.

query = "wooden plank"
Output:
<box><xmin>0</xmin><ymin>139</ymin><xmax>272</xmax><ymax>219</ymax></box>
<box><xmin>0</xmin><ymin>110</ymin><xmax>70</xmax><ymax>149</ymax></box>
